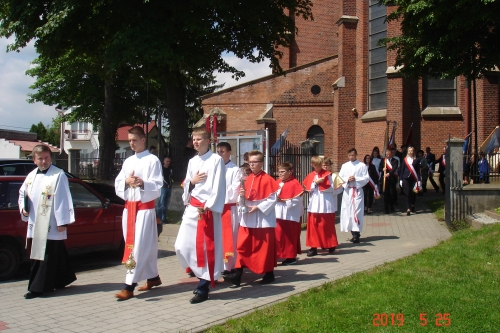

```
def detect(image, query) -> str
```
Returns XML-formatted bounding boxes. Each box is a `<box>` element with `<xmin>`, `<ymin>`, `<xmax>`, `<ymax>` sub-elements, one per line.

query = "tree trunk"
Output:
<box><xmin>165</xmin><ymin>69</ymin><xmax>188</xmax><ymax>181</ymax></box>
<box><xmin>98</xmin><ymin>81</ymin><xmax>118</xmax><ymax>180</ymax></box>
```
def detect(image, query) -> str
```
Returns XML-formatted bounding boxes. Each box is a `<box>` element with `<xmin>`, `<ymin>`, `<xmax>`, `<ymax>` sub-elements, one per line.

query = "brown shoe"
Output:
<box><xmin>114</xmin><ymin>289</ymin><xmax>133</xmax><ymax>300</ymax></box>
<box><xmin>137</xmin><ymin>278</ymin><xmax>162</xmax><ymax>291</ymax></box>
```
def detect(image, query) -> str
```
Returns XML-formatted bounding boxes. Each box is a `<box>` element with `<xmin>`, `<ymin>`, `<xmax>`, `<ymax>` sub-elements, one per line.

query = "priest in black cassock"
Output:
<box><xmin>18</xmin><ymin>144</ymin><xmax>76</xmax><ymax>299</ymax></box>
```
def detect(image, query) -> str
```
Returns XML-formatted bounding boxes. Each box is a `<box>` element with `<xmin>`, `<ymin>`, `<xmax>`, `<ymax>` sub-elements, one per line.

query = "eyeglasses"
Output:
<box><xmin>248</xmin><ymin>160</ymin><xmax>263</xmax><ymax>164</ymax></box>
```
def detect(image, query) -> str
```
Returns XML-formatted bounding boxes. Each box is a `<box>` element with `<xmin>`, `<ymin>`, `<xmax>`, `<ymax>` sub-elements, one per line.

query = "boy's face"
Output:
<box><xmin>312</xmin><ymin>163</ymin><xmax>322</xmax><ymax>172</ymax></box>
<box><xmin>278</xmin><ymin>168</ymin><xmax>292</xmax><ymax>181</ymax></box>
<box><xmin>347</xmin><ymin>151</ymin><xmax>357</xmax><ymax>162</ymax></box>
<box><xmin>193</xmin><ymin>134</ymin><xmax>210</xmax><ymax>153</ymax></box>
<box><xmin>217</xmin><ymin>146</ymin><xmax>231</xmax><ymax>163</ymax></box>
<box><xmin>249</xmin><ymin>157</ymin><xmax>263</xmax><ymax>173</ymax></box>
<box><xmin>128</xmin><ymin>133</ymin><xmax>146</xmax><ymax>152</ymax></box>
<box><xmin>322</xmin><ymin>163</ymin><xmax>331</xmax><ymax>171</ymax></box>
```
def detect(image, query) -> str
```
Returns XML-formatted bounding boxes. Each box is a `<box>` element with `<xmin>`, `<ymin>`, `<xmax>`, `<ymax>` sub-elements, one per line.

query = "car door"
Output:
<box><xmin>0</xmin><ymin>180</ymin><xmax>27</xmax><ymax>241</ymax></box>
<box><xmin>66</xmin><ymin>180</ymin><xmax>115</xmax><ymax>249</ymax></box>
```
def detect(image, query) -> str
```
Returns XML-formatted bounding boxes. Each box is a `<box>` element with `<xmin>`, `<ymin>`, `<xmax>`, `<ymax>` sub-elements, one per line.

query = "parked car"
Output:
<box><xmin>0</xmin><ymin>159</ymin><xmax>124</xmax><ymax>204</ymax></box>
<box><xmin>0</xmin><ymin>175</ymin><xmax>124</xmax><ymax>281</ymax></box>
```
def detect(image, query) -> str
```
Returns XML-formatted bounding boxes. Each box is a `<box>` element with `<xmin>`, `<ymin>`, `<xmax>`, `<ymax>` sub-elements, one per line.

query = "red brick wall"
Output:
<box><xmin>278</xmin><ymin>0</ymin><xmax>340</xmax><ymax>70</ymax></box>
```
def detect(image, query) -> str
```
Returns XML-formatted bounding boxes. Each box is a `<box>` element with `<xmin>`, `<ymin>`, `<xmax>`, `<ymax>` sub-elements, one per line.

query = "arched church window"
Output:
<box><xmin>307</xmin><ymin>125</ymin><xmax>324</xmax><ymax>155</ymax></box>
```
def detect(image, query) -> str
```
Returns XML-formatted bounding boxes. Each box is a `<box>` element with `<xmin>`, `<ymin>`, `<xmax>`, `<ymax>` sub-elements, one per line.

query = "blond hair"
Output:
<box><xmin>311</xmin><ymin>155</ymin><xmax>323</xmax><ymax>167</ymax></box>
<box><xmin>192</xmin><ymin>128</ymin><xmax>210</xmax><ymax>140</ymax></box>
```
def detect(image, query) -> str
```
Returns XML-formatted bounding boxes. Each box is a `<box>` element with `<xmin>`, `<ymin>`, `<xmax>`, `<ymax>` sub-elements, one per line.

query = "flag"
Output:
<box><xmin>404</xmin><ymin>123</ymin><xmax>413</xmax><ymax>147</ymax></box>
<box><xmin>271</xmin><ymin>127</ymin><xmax>289</xmax><ymax>154</ymax></box>
<box><xmin>388</xmin><ymin>123</ymin><xmax>397</xmax><ymax>149</ymax></box>
<box><xmin>462</xmin><ymin>132</ymin><xmax>472</xmax><ymax>154</ymax></box>
<box><xmin>382</xmin><ymin>122</ymin><xmax>390</xmax><ymax>157</ymax></box>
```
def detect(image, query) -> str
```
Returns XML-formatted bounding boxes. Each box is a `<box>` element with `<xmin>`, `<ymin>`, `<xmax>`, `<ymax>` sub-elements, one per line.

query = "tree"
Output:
<box><xmin>29</xmin><ymin>119</ymin><xmax>60</xmax><ymax>147</ymax></box>
<box><xmin>380</xmin><ymin>0</ymin><xmax>500</xmax><ymax>80</ymax></box>
<box><xmin>1</xmin><ymin>0</ymin><xmax>314</xmax><ymax>179</ymax></box>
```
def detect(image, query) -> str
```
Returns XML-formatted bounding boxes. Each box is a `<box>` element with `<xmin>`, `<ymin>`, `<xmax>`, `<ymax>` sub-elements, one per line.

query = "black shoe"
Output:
<box><xmin>190</xmin><ymin>293</ymin><xmax>208</xmax><ymax>304</ymax></box>
<box><xmin>306</xmin><ymin>248</ymin><xmax>317</xmax><ymax>257</ymax></box>
<box><xmin>260</xmin><ymin>272</ymin><xmax>275</xmax><ymax>284</ymax></box>
<box><xmin>221</xmin><ymin>270</ymin><xmax>232</xmax><ymax>276</ymax></box>
<box><xmin>328</xmin><ymin>247</ymin><xmax>336</xmax><ymax>253</ymax></box>
<box><xmin>411</xmin><ymin>206</ymin><xmax>416</xmax><ymax>213</ymax></box>
<box><xmin>407</xmin><ymin>210</ymin><xmax>411</xmax><ymax>216</ymax></box>
<box><xmin>282</xmin><ymin>258</ymin><xmax>297</xmax><ymax>265</ymax></box>
<box><xmin>223</xmin><ymin>272</ymin><xmax>241</xmax><ymax>287</ymax></box>
<box><xmin>24</xmin><ymin>291</ymin><xmax>42</xmax><ymax>299</ymax></box>
<box><xmin>352</xmin><ymin>237</ymin><xmax>360</xmax><ymax>243</ymax></box>
<box><xmin>188</xmin><ymin>271</ymin><xmax>196</xmax><ymax>278</ymax></box>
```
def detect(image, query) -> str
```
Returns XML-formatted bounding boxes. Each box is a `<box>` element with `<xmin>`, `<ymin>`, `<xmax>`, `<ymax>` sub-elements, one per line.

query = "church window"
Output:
<box><xmin>424</xmin><ymin>77</ymin><xmax>457</xmax><ymax>107</ymax></box>
<box><xmin>368</xmin><ymin>0</ymin><xmax>387</xmax><ymax>111</ymax></box>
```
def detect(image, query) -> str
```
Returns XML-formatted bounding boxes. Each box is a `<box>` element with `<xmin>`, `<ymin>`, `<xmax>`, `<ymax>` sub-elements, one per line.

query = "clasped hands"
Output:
<box><xmin>126</xmin><ymin>171</ymin><xmax>144</xmax><ymax>188</ymax></box>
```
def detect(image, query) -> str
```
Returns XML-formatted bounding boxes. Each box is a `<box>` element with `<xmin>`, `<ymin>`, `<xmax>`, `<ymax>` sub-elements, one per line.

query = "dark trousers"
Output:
<box><xmin>438</xmin><ymin>172</ymin><xmax>445</xmax><ymax>192</ymax></box>
<box><xmin>429</xmin><ymin>173</ymin><xmax>440</xmax><ymax>191</ymax></box>
<box><xmin>421</xmin><ymin>170</ymin><xmax>429</xmax><ymax>192</ymax></box>
<box><xmin>383</xmin><ymin>177</ymin><xmax>397</xmax><ymax>211</ymax></box>
<box><xmin>402</xmin><ymin>178</ymin><xmax>417</xmax><ymax>210</ymax></box>
<box><xmin>363</xmin><ymin>184</ymin><xmax>374</xmax><ymax>209</ymax></box>
<box><xmin>196</xmin><ymin>279</ymin><xmax>211</xmax><ymax>295</ymax></box>
<box><xmin>28</xmin><ymin>240</ymin><xmax>76</xmax><ymax>293</ymax></box>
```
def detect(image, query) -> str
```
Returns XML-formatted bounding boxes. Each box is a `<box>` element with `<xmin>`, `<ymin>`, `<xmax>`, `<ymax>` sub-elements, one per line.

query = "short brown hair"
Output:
<box><xmin>128</xmin><ymin>126</ymin><xmax>146</xmax><ymax>138</ymax></box>
<box><xmin>323</xmin><ymin>158</ymin><xmax>333</xmax><ymax>166</ymax></box>
<box><xmin>192</xmin><ymin>128</ymin><xmax>210</xmax><ymax>140</ymax></box>
<box><xmin>248</xmin><ymin>150</ymin><xmax>263</xmax><ymax>162</ymax></box>
<box><xmin>32</xmin><ymin>144</ymin><xmax>52</xmax><ymax>156</ymax></box>
<box><xmin>311</xmin><ymin>155</ymin><xmax>323</xmax><ymax>167</ymax></box>
<box><xmin>278</xmin><ymin>162</ymin><xmax>293</xmax><ymax>171</ymax></box>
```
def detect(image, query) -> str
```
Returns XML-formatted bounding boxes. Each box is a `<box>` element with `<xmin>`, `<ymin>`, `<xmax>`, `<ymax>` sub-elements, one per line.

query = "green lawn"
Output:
<box><xmin>206</xmin><ymin>224</ymin><xmax>500</xmax><ymax>333</ymax></box>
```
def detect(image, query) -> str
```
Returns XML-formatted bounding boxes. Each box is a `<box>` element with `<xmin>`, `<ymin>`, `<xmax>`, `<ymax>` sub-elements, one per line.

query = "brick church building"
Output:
<box><xmin>201</xmin><ymin>0</ymin><xmax>500</xmax><ymax>168</ymax></box>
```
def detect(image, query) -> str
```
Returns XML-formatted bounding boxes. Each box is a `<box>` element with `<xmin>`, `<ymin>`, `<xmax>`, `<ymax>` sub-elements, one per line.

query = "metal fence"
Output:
<box><xmin>268</xmin><ymin>140</ymin><xmax>315</xmax><ymax>223</ymax></box>
<box><xmin>71</xmin><ymin>157</ymin><xmax>126</xmax><ymax>180</ymax></box>
<box><xmin>463</xmin><ymin>152</ymin><xmax>500</xmax><ymax>184</ymax></box>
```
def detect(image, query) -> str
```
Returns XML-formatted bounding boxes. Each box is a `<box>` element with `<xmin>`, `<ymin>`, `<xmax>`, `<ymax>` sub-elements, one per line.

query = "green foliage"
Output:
<box><xmin>379</xmin><ymin>0</ymin><xmax>500</xmax><ymax>80</ymax></box>
<box><xmin>29</xmin><ymin>119</ymin><xmax>61</xmax><ymax>147</ymax></box>
<box><xmin>449</xmin><ymin>219</ymin><xmax>471</xmax><ymax>232</ymax></box>
<box><xmin>206</xmin><ymin>224</ymin><xmax>500</xmax><ymax>332</ymax></box>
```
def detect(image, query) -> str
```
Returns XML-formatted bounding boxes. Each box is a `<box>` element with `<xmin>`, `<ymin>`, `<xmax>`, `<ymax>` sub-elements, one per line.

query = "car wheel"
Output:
<box><xmin>0</xmin><ymin>243</ymin><xmax>20</xmax><ymax>281</ymax></box>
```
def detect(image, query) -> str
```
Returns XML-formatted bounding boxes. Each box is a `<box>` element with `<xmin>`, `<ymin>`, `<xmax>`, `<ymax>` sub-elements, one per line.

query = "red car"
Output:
<box><xmin>0</xmin><ymin>175</ymin><xmax>124</xmax><ymax>281</ymax></box>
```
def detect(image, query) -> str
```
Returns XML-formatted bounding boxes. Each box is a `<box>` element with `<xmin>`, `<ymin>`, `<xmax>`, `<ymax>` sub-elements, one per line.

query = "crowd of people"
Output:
<box><xmin>18</xmin><ymin>129</ymin><xmax>453</xmax><ymax>304</ymax></box>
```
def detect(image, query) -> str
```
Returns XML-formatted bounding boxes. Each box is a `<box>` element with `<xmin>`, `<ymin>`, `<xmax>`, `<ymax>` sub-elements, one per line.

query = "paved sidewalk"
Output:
<box><xmin>0</xmin><ymin>194</ymin><xmax>451</xmax><ymax>333</ymax></box>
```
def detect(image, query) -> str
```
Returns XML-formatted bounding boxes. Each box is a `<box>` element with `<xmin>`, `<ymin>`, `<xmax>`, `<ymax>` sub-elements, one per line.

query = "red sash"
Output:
<box><xmin>404</xmin><ymin>157</ymin><xmax>421</xmax><ymax>192</ymax></box>
<box><xmin>123</xmin><ymin>200</ymin><xmax>155</xmax><ymax>263</ymax></box>
<box><xmin>190</xmin><ymin>197</ymin><xmax>216</xmax><ymax>288</ymax></box>
<box><xmin>222</xmin><ymin>203</ymin><xmax>237</xmax><ymax>263</ymax></box>
<box><xmin>349</xmin><ymin>187</ymin><xmax>360</xmax><ymax>225</ymax></box>
<box><xmin>368</xmin><ymin>178</ymin><xmax>380</xmax><ymax>198</ymax></box>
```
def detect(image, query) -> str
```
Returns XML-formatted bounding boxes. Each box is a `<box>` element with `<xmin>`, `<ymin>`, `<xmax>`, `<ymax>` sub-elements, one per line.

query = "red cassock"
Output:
<box><xmin>235</xmin><ymin>171</ymin><xmax>279</xmax><ymax>274</ymax></box>
<box><xmin>221</xmin><ymin>203</ymin><xmax>236</xmax><ymax>263</ymax></box>
<box><xmin>303</xmin><ymin>170</ymin><xmax>339</xmax><ymax>249</ymax></box>
<box><xmin>275</xmin><ymin>176</ymin><xmax>303</xmax><ymax>258</ymax></box>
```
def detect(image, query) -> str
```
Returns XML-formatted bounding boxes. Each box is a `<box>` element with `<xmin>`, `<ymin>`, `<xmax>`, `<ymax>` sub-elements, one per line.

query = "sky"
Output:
<box><xmin>0</xmin><ymin>37</ymin><xmax>271</xmax><ymax>132</ymax></box>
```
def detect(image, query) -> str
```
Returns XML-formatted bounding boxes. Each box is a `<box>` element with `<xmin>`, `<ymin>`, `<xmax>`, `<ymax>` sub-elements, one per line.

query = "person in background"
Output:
<box><xmin>362</xmin><ymin>155</ymin><xmax>379</xmax><ymax>214</ymax></box>
<box><xmin>417</xmin><ymin>150</ymin><xmax>428</xmax><ymax>196</ymax></box>
<box><xmin>399</xmin><ymin>146</ymin><xmax>421</xmax><ymax>216</ymax></box>
<box><xmin>275</xmin><ymin>162</ymin><xmax>304</xmax><ymax>265</ymax></box>
<box><xmin>478</xmin><ymin>151</ymin><xmax>490</xmax><ymax>184</ymax></box>
<box><xmin>303</xmin><ymin>156</ymin><xmax>343</xmax><ymax>256</ymax></box>
<box><xmin>339</xmin><ymin>148</ymin><xmax>369</xmax><ymax>243</ymax></box>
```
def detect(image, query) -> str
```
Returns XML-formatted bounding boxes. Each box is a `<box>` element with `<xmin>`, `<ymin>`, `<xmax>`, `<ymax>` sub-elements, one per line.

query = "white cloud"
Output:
<box><xmin>214</xmin><ymin>52</ymin><xmax>272</xmax><ymax>90</ymax></box>
<box><xmin>0</xmin><ymin>40</ymin><xmax>271</xmax><ymax>132</ymax></box>
<box><xmin>0</xmin><ymin>37</ymin><xmax>55</xmax><ymax>131</ymax></box>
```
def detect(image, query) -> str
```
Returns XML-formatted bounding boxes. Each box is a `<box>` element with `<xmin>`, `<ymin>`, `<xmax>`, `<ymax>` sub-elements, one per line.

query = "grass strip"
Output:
<box><xmin>206</xmin><ymin>224</ymin><xmax>500</xmax><ymax>333</ymax></box>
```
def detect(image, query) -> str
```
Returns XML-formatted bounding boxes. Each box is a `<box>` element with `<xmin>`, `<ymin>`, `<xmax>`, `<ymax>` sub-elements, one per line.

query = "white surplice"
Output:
<box><xmin>306</xmin><ymin>174</ymin><xmax>343</xmax><ymax>214</ymax></box>
<box><xmin>115</xmin><ymin>150</ymin><xmax>163</xmax><ymax>285</ymax></box>
<box><xmin>175</xmin><ymin>150</ymin><xmax>226</xmax><ymax>281</ymax></box>
<box><xmin>223</xmin><ymin>160</ymin><xmax>242</xmax><ymax>270</ymax></box>
<box><xmin>339</xmin><ymin>160</ymin><xmax>369</xmax><ymax>233</ymax></box>
<box><xmin>19</xmin><ymin>165</ymin><xmax>75</xmax><ymax>246</ymax></box>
